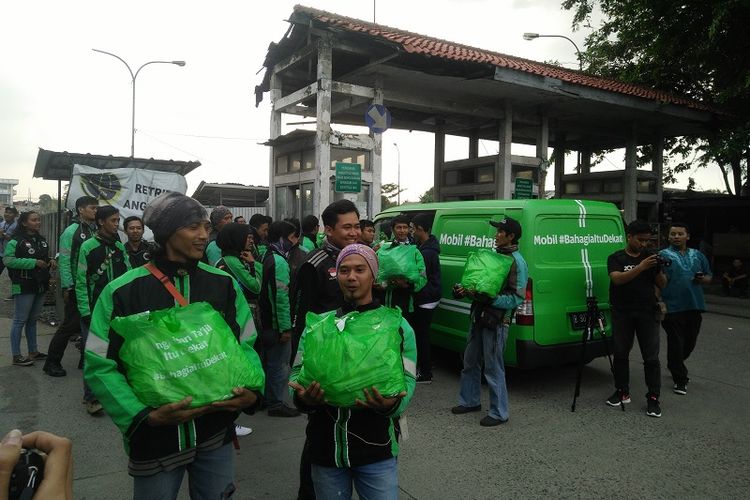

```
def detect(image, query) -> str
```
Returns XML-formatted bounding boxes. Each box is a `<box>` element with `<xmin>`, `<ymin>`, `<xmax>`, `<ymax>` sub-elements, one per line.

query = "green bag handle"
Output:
<box><xmin>145</xmin><ymin>263</ymin><xmax>189</xmax><ymax>307</ymax></box>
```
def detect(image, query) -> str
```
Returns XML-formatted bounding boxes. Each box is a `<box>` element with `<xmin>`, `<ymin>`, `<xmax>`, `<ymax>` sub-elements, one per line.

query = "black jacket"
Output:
<box><xmin>291</xmin><ymin>245</ymin><xmax>343</xmax><ymax>337</ymax></box>
<box><xmin>415</xmin><ymin>235</ymin><xmax>441</xmax><ymax>306</ymax></box>
<box><xmin>3</xmin><ymin>232</ymin><xmax>51</xmax><ymax>295</ymax></box>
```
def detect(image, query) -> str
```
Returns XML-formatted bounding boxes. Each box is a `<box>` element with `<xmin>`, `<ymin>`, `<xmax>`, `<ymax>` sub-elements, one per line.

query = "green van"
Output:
<box><xmin>373</xmin><ymin>199</ymin><xmax>625</xmax><ymax>369</ymax></box>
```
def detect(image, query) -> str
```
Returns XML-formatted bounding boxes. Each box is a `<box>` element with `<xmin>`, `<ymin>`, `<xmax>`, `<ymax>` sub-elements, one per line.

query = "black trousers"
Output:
<box><xmin>297</xmin><ymin>422</ymin><xmax>316</xmax><ymax>499</ymax></box>
<box><xmin>46</xmin><ymin>291</ymin><xmax>81</xmax><ymax>364</ymax></box>
<box><xmin>611</xmin><ymin>307</ymin><xmax>661</xmax><ymax>397</ymax></box>
<box><xmin>409</xmin><ymin>306</ymin><xmax>435</xmax><ymax>378</ymax></box>
<box><xmin>662</xmin><ymin>310</ymin><xmax>702</xmax><ymax>385</ymax></box>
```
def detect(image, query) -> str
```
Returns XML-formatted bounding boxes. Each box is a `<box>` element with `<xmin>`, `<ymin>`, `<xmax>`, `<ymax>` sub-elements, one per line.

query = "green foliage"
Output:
<box><xmin>562</xmin><ymin>0</ymin><xmax>749</xmax><ymax>194</ymax></box>
<box><xmin>418</xmin><ymin>187</ymin><xmax>434</xmax><ymax>204</ymax></box>
<box><xmin>381</xmin><ymin>182</ymin><xmax>404</xmax><ymax>209</ymax></box>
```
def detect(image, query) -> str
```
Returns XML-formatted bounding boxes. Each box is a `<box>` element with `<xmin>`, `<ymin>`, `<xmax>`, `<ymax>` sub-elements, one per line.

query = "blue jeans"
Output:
<box><xmin>10</xmin><ymin>293</ymin><xmax>45</xmax><ymax>356</ymax></box>
<box><xmin>311</xmin><ymin>457</ymin><xmax>398</xmax><ymax>500</ymax></box>
<box><xmin>132</xmin><ymin>443</ymin><xmax>235</xmax><ymax>500</ymax></box>
<box><xmin>264</xmin><ymin>338</ymin><xmax>291</xmax><ymax>408</ymax></box>
<box><xmin>458</xmin><ymin>322</ymin><xmax>510</xmax><ymax>421</ymax></box>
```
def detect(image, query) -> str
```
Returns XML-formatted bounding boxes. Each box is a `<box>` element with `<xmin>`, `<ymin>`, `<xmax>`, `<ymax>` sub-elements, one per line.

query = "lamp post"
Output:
<box><xmin>393</xmin><ymin>142</ymin><xmax>401</xmax><ymax>205</ymax></box>
<box><xmin>522</xmin><ymin>33</ymin><xmax>583</xmax><ymax>71</ymax></box>
<box><xmin>92</xmin><ymin>49</ymin><xmax>186</xmax><ymax>157</ymax></box>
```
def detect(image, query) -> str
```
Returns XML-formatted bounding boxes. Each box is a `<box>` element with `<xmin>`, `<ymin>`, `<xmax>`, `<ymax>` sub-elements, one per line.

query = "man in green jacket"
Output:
<box><xmin>84</xmin><ymin>192</ymin><xmax>262</xmax><ymax>499</ymax></box>
<box><xmin>289</xmin><ymin>243</ymin><xmax>417</xmax><ymax>498</ymax></box>
<box><xmin>259</xmin><ymin>220</ymin><xmax>300</xmax><ymax>418</ymax></box>
<box><xmin>76</xmin><ymin>205</ymin><xmax>131</xmax><ymax>415</ymax></box>
<box><xmin>43</xmin><ymin>195</ymin><xmax>98</xmax><ymax>378</ymax></box>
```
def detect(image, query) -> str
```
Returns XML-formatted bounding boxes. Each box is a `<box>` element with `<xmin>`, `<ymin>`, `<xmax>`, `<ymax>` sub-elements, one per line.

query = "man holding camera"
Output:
<box><xmin>605</xmin><ymin>221</ymin><xmax>667</xmax><ymax>417</ymax></box>
<box><xmin>659</xmin><ymin>222</ymin><xmax>712</xmax><ymax>396</ymax></box>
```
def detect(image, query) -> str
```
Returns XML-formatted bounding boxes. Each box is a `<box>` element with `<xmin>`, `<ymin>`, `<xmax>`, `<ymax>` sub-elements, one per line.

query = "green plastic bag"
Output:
<box><xmin>114</xmin><ymin>301</ymin><xmax>265</xmax><ymax>408</ymax></box>
<box><xmin>297</xmin><ymin>308</ymin><xmax>406</xmax><ymax>407</ymax></box>
<box><xmin>460</xmin><ymin>249</ymin><xmax>515</xmax><ymax>297</ymax></box>
<box><xmin>377</xmin><ymin>244</ymin><xmax>423</xmax><ymax>285</ymax></box>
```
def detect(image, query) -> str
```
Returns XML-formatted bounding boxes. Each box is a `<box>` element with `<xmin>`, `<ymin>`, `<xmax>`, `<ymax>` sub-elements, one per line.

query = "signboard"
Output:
<box><xmin>335</xmin><ymin>162</ymin><xmax>362</xmax><ymax>193</ymax></box>
<box><xmin>365</xmin><ymin>104</ymin><xmax>391</xmax><ymax>133</ymax></box>
<box><xmin>514</xmin><ymin>177</ymin><xmax>534</xmax><ymax>199</ymax></box>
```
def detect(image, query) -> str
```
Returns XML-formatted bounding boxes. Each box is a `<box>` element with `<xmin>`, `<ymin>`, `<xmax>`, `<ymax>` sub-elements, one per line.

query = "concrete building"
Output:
<box><xmin>256</xmin><ymin>6</ymin><xmax>725</xmax><ymax>222</ymax></box>
<box><xmin>0</xmin><ymin>178</ymin><xmax>19</xmax><ymax>206</ymax></box>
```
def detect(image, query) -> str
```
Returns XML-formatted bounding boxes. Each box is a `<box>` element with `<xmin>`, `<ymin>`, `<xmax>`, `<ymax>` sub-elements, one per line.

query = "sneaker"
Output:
<box><xmin>416</xmin><ymin>373</ymin><xmax>433</xmax><ymax>384</ymax></box>
<box><xmin>29</xmin><ymin>352</ymin><xmax>47</xmax><ymax>360</ymax></box>
<box><xmin>605</xmin><ymin>390</ymin><xmax>631</xmax><ymax>407</ymax></box>
<box><xmin>451</xmin><ymin>405</ymin><xmax>481</xmax><ymax>414</ymax></box>
<box><xmin>43</xmin><ymin>361</ymin><xmax>67</xmax><ymax>377</ymax></box>
<box><xmin>267</xmin><ymin>405</ymin><xmax>301</xmax><ymax>417</ymax></box>
<box><xmin>12</xmin><ymin>355</ymin><xmax>34</xmax><ymax>367</ymax></box>
<box><xmin>673</xmin><ymin>383</ymin><xmax>687</xmax><ymax>395</ymax></box>
<box><xmin>479</xmin><ymin>415</ymin><xmax>507</xmax><ymax>427</ymax></box>
<box><xmin>4</xmin><ymin>295</ymin><xmax>14</xmax><ymax>301</ymax></box>
<box><xmin>235</xmin><ymin>424</ymin><xmax>253</xmax><ymax>437</ymax></box>
<box><xmin>646</xmin><ymin>396</ymin><xmax>662</xmax><ymax>418</ymax></box>
<box><xmin>86</xmin><ymin>400</ymin><xmax>104</xmax><ymax>415</ymax></box>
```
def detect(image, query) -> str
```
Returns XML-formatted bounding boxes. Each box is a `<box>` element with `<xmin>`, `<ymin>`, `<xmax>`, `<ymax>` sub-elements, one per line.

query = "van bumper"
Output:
<box><xmin>515</xmin><ymin>338</ymin><xmax>612</xmax><ymax>369</ymax></box>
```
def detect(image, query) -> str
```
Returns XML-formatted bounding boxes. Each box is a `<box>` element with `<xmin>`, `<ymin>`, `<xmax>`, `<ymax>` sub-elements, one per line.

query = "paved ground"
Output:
<box><xmin>1</xmin><ymin>271</ymin><xmax>749</xmax><ymax>499</ymax></box>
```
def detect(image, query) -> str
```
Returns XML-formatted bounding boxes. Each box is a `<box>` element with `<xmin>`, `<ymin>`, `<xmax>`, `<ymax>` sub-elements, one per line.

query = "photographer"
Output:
<box><xmin>0</xmin><ymin>429</ymin><xmax>73</xmax><ymax>500</ymax></box>
<box><xmin>659</xmin><ymin>222</ymin><xmax>712</xmax><ymax>396</ymax></box>
<box><xmin>605</xmin><ymin>221</ymin><xmax>667</xmax><ymax>417</ymax></box>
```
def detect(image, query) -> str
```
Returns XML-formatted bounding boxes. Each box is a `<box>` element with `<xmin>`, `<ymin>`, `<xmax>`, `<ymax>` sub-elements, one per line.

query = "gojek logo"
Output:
<box><xmin>80</xmin><ymin>173</ymin><xmax>122</xmax><ymax>202</ymax></box>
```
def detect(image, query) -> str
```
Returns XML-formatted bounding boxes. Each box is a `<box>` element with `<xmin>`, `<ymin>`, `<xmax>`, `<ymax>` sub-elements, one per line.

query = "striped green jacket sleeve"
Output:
<box><xmin>271</xmin><ymin>254</ymin><xmax>292</xmax><ymax>331</ymax></box>
<box><xmin>2</xmin><ymin>240</ymin><xmax>37</xmax><ymax>269</ymax></box>
<box><xmin>75</xmin><ymin>238</ymin><xmax>97</xmax><ymax>318</ymax></box>
<box><xmin>224</xmin><ymin>256</ymin><xmax>261</xmax><ymax>295</ymax></box>
<box><xmin>410</xmin><ymin>247</ymin><xmax>427</xmax><ymax>293</ymax></box>
<box><xmin>58</xmin><ymin>223</ymin><xmax>78</xmax><ymax>289</ymax></box>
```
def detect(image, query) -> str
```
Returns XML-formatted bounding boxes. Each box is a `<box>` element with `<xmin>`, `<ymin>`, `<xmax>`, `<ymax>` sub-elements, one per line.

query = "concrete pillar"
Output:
<box><xmin>434</xmin><ymin>118</ymin><xmax>445</xmax><ymax>201</ymax></box>
<box><xmin>268</xmin><ymin>73</ymin><xmax>282</xmax><ymax>218</ymax></box>
<box><xmin>496</xmin><ymin>102</ymin><xmax>513</xmax><ymax>199</ymax></box>
<box><xmin>553</xmin><ymin>132</ymin><xmax>566</xmax><ymax>198</ymax></box>
<box><xmin>536</xmin><ymin>115</ymin><xmax>549</xmax><ymax>198</ymax></box>
<box><xmin>623</xmin><ymin>129</ymin><xmax>638</xmax><ymax>223</ymax></box>
<box><xmin>370</xmin><ymin>86</ymin><xmax>383</xmax><ymax>217</ymax></box>
<box><xmin>314</xmin><ymin>38</ymin><xmax>332</xmax><ymax>217</ymax></box>
<box><xmin>469</xmin><ymin>129</ymin><xmax>479</xmax><ymax>159</ymax></box>
<box><xmin>580</xmin><ymin>148</ymin><xmax>591</xmax><ymax>174</ymax></box>
<box><xmin>650</xmin><ymin>136</ymin><xmax>664</xmax><ymax>222</ymax></box>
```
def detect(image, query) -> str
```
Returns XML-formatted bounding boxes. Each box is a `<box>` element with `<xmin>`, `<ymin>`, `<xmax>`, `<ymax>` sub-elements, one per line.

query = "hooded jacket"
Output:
<box><xmin>3</xmin><ymin>232</ymin><xmax>51</xmax><ymax>296</ymax></box>
<box><xmin>58</xmin><ymin>217</ymin><xmax>97</xmax><ymax>289</ymax></box>
<box><xmin>76</xmin><ymin>231</ymin><xmax>131</xmax><ymax>319</ymax></box>
<box><xmin>83</xmin><ymin>255</ymin><xmax>261</xmax><ymax>477</ymax></box>
<box><xmin>414</xmin><ymin>235</ymin><xmax>441</xmax><ymax>306</ymax></box>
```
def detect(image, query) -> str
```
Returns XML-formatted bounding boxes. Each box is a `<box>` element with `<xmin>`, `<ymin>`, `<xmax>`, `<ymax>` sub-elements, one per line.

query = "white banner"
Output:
<box><xmin>66</xmin><ymin>165</ymin><xmax>188</xmax><ymax>237</ymax></box>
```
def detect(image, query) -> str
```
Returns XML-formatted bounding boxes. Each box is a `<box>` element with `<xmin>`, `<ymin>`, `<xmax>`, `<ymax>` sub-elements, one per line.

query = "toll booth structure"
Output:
<box><xmin>256</xmin><ymin>6</ymin><xmax>724</xmax><ymax>222</ymax></box>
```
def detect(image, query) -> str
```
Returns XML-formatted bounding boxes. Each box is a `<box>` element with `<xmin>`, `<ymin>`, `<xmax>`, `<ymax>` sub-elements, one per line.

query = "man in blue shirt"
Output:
<box><xmin>659</xmin><ymin>222</ymin><xmax>712</xmax><ymax>396</ymax></box>
<box><xmin>0</xmin><ymin>206</ymin><xmax>19</xmax><ymax>296</ymax></box>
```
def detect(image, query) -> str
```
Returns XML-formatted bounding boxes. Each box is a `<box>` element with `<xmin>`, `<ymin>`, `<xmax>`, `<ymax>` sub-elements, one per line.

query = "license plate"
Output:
<box><xmin>568</xmin><ymin>311</ymin><xmax>607</xmax><ymax>330</ymax></box>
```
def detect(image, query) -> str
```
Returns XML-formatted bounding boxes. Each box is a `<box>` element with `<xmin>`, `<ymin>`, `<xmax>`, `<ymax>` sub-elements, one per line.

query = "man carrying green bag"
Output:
<box><xmin>289</xmin><ymin>243</ymin><xmax>417</xmax><ymax>499</ymax></box>
<box><xmin>84</xmin><ymin>192</ymin><xmax>264</xmax><ymax>500</ymax></box>
<box><xmin>376</xmin><ymin>214</ymin><xmax>427</xmax><ymax>314</ymax></box>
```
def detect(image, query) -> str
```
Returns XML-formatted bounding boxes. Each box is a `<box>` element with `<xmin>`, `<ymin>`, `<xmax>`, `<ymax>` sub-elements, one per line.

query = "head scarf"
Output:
<box><xmin>336</xmin><ymin>243</ymin><xmax>378</xmax><ymax>279</ymax></box>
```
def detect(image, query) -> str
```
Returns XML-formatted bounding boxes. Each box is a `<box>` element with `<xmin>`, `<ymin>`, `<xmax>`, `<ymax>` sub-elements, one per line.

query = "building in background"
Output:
<box><xmin>0</xmin><ymin>178</ymin><xmax>19</xmax><ymax>206</ymax></box>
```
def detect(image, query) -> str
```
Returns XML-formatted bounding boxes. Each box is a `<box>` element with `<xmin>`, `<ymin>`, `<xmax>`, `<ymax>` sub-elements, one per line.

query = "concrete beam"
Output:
<box><xmin>315</xmin><ymin>38</ymin><xmax>333</xmax><ymax>217</ymax></box>
<box><xmin>554</xmin><ymin>132</ymin><xmax>566</xmax><ymax>199</ymax></box>
<box><xmin>371</xmin><ymin>83</ymin><xmax>383</xmax><ymax>217</ymax></box>
<box><xmin>537</xmin><ymin>114</ymin><xmax>549</xmax><ymax>196</ymax></box>
<box><xmin>330</xmin><ymin>80</ymin><xmax>376</xmax><ymax>99</ymax></box>
<box><xmin>273</xmin><ymin>82</ymin><xmax>318</xmax><ymax>112</ymax></box>
<box><xmin>272</xmin><ymin>44</ymin><xmax>317</xmax><ymax>76</ymax></box>
<box><xmin>269</xmin><ymin>73</ymin><xmax>282</xmax><ymax>218</ymax></box>
<box><xmin>496</xmin><ymin>102</ymin><xmax>513</xmax><ymax>200</ymax></box>
<box><xmin>434</xmin><ymin>118</ymin><xmax>445</xmax><ymax>201</ymax></box>
<box><xmin>623</xmin><ymin>128</ymin><xmax>638</xmax><ymax>223</ymax></box>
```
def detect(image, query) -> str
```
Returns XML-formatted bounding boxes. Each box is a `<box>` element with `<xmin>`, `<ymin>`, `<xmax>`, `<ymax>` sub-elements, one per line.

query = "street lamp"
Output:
<box><xmin>523</xmin><ymin>33</ymin><xmax>583</xmax><ymax>71</ymax></box>
<box><xmin>393</xmin><ymin>142</ymin><xmax>401</xmax><ymax>205</ymax></box>
<box><xmin>92</xmin><ymin>49</ymin><xmax>186</xmax><ymax>157</ymax></box>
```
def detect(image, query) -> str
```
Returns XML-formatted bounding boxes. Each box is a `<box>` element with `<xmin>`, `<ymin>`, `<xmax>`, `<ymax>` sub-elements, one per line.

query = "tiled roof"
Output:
<box><xmin>294</xmin><ymin>5</ymin><xmax>711</xmax><ymax>111</ymax></box>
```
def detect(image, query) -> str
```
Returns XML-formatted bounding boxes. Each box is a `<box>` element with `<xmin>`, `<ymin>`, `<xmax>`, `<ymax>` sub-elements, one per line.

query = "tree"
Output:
<box><xmin>37</xmin><ymin>194</ymin><xmax>59</xmax><ymax>214</ymax></box>
<box><xmin>419</xmin><ymin>187</ymin><xmax>434</xmax><ymax>204</ymax></box>
<box><xmin>562</xmin><ymin>0</ymin><xmax>749</xmax><ymax>195</ymax></box>
<box><xmin>380</xmin><ymin>183</ymin><xmax>405</xmax><ymax>209</ymax></box>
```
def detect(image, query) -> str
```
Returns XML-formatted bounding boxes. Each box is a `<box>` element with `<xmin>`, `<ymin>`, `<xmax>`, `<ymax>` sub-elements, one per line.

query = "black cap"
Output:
<box><xmin>489</xmin><ymin>216</ymin><xmax>522</xmax><ymax>239</ymax></box>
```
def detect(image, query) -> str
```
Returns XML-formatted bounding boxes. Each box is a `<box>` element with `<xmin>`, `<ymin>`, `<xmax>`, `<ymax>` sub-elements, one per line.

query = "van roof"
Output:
<box><xmin>377</xmin><ymin>199</ymin><xmax>620</xmax><ymax>216</ymax></box>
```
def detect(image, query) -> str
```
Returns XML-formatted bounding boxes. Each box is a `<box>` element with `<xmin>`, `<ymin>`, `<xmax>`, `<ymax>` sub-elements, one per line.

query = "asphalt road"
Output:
<box><xmin>1</xmin><ymin>308</ymin><xmax>747</xmax><ymax>499</ymax></box>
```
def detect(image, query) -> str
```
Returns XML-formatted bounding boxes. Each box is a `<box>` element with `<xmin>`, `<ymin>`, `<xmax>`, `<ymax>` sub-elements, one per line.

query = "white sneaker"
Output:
<box><xmin>235</xmin><ymin>424</ymin><xmax>253</xmax><ymax>437</ymax></box>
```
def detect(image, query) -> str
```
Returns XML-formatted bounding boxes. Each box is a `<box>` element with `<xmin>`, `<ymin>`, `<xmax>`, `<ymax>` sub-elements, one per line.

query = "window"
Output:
<box><xmin>276</xmin><ymin>155</ymin><xmax>288</xmax><ymax>175</ymax></box>
<box><xmin>302</xmin><ymin>150</ymin><xmax>315</xmax><ymax>171</ymax></box>
<box><xmin>330</xmin><ymin>148</ymin><xmax>369</xmax><ymax>171</ymax></box>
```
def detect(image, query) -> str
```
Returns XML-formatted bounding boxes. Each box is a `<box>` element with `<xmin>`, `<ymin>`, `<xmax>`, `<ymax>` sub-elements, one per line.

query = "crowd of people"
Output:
<box><xmin>0</xmin><ymin>194</ymin><xmax>732</xmax><ymax>499</ymax></box>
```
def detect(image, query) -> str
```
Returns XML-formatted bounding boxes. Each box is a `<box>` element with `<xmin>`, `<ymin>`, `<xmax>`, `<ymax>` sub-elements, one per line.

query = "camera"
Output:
<box><xmin>655</xmin><ymin>255</ymin><xmax>671</xmax><ymax>268</ymax></box>
<box><xmin>8</xmin><ymin>449</ymin><xmax>44</xmax><ymax>500</ymax></box>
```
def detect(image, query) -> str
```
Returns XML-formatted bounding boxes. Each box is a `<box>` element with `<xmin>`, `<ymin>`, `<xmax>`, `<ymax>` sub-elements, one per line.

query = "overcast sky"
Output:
<box><xmin>1</xmin><ymin>0</ymin><xmax>727</xmax><ymax>204</ymax></box>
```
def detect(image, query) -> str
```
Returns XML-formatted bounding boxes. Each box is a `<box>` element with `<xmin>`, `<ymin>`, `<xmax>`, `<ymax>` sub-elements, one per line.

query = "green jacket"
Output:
<box><xmin>58</xmin><ymin>220</ymin><xmax>97</xmax><ymax>289</ymax></box>
<box><xmin>3</xmin><ymin>233</ymin><xmax>51</xmax><ymax>296</ymax></box>
<box><xmin>259</xmin><ymin>250</ymin><xmax>292</xmax><ymax>332</ymax></box>
<box><xmin>76</xmin><ymin>233</ymin><xmax>131</xmax><ymax>318</ymax></box>
<box><xmin>205</xmin><ymin>240</ymin><xmax>222</xmax><ymax>266</ymax></box>
<box><xmin>289</xmin><ymin>303</ymin><xmax>417</xmax><ymax>467</ymax></box>
<box><xmin>300</xmin><ymin>235</ymin><xmax>317</xmax><ymax>252</ymax></box>
<box><xmin>83</xmin><ymin>258</ymin><xmax>260</xmax><ymax>476</ymax></box>
<box><xmin>216</xmin><ymin>255</ymin><xmax>261</xmax><ymax>299</ymax></box>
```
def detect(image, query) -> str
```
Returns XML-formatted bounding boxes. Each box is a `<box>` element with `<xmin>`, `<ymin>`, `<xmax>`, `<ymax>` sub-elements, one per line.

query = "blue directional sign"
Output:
<box><xmin>365</xmin><ymin>104</ymin><xmax>391</xmax><ymax>133</ymax></box>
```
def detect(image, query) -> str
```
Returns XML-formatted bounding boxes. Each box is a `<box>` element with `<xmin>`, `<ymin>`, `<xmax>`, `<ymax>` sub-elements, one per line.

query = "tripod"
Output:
<box><xmin>571</xmin><ymin>295</ymin><xmax>618</xmax><ymax>412</ymax></box>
